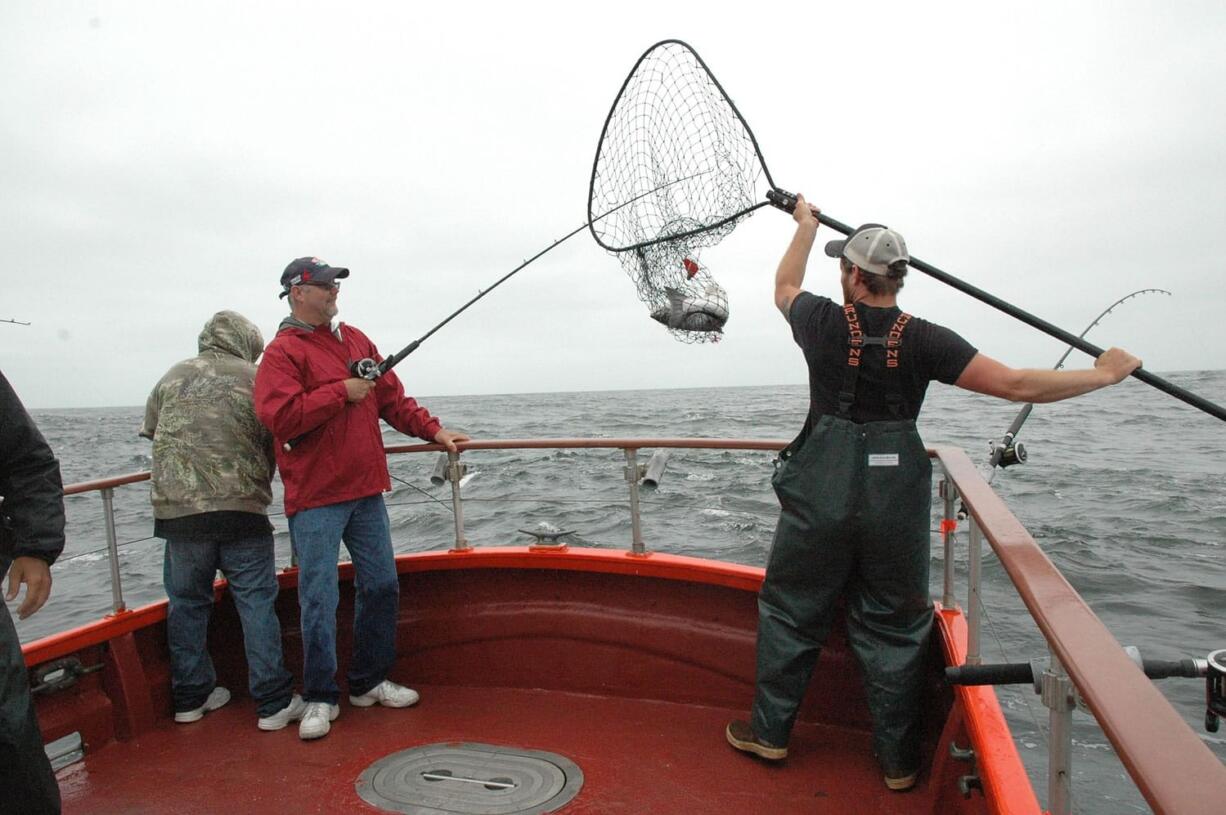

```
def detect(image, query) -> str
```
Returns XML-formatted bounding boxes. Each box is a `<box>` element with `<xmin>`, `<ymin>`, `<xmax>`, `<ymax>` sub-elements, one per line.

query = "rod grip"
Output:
<box><xmin>946</xmin><ymin>658</ymin><xmax>1207</xmax><ymax>686</ymax></box>
<box><xmin>945</xmin><ymin>662</ymin><xmax>1036</xmax><ymax>686</ymax></box>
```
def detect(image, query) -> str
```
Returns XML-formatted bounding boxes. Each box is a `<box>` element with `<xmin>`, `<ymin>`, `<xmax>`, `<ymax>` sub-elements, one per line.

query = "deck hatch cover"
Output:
<box><xmin>355</xmin><ymin>742</ymin><xmax>583</xmax><ymax>814</ymax></box>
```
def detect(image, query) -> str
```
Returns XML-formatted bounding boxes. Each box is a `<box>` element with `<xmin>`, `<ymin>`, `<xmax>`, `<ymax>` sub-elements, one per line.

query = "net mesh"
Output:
<box><xmin>589</xmin><ymin>41</ymin><xmax>769</xmax><ymax>343</ymax></box>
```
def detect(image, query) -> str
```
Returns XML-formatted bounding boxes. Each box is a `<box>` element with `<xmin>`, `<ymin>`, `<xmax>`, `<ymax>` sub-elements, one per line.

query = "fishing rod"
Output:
<box><xmin>589</xmin><ymin>39</ymin><xmax>1226</xmax><ymax>423</ymax></box>
<box><xmin>985</xmin><ymin>289</ymin><xmax>1172</xmax><ymax>477</ymax></box>
<box><xmin>284</xmin><ymin>176</ymin><xmax>698</xmax><ymax>451</ymax></box>
<box><xmin>348</xmin><ymin>174</ymin><xmax>702</xmax><ymax>382</ymax></box>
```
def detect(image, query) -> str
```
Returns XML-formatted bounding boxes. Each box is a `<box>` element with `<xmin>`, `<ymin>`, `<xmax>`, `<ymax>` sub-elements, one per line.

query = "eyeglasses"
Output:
<box><xmin>298</xmin><ymin>281</ymin><xmax>340</xmax><ymax>292</ymax></box>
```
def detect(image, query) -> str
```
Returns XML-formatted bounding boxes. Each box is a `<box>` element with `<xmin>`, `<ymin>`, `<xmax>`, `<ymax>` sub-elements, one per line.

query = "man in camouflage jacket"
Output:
<box><xmin>140</xmin><ymin>311</ymin><xmax>304</xmax><ymax>731</ymax></box>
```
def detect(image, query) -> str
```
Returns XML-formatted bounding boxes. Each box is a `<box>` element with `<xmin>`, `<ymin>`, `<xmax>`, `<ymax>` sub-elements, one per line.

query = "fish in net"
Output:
<box><xmin>588</xmin><ymin>40</ymin><xmax>781</xmax><ymax>343</ymax></box>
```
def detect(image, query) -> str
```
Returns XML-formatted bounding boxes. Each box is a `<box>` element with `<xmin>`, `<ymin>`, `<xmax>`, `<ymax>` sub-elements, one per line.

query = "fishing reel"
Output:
<box><xmin>349</xmin><ymin>357</ymin><xmax>381</xmax><ymax>380</ymax></box>
<box><xmin>1206</xmin><ymin>649</ymin><xmax>1226</xmax><ymax>732</ymax></box>
<box><xmin>988</xmin><ymin>436</ymin><xmax>1027</xmax><ymax>469</ymax></box>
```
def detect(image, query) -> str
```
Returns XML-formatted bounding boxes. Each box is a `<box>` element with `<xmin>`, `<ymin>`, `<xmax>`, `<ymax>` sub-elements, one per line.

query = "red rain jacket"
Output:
<box><xmin>253</xmin><ymin>322</ymin><xmax>442</xmax><ymax>517</ymax></box>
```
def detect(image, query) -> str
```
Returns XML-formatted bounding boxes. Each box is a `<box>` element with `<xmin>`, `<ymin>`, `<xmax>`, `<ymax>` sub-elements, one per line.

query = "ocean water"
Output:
<box><xmin>12</xmin><ymin>372</ymin><xmax>1226</xmax><ymax>813</ymax></box>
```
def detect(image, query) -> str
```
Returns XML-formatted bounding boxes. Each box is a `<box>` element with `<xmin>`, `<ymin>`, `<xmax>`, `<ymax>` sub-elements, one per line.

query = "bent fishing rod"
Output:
<box><xmin>985</xmin><ymin>288</ymin><xmax>1172</xmax><ymax>475</ymax></box>
<box><xmin>349</xmin><ymin>175</ymin><xmax>700</xmax><ymax>382</ymax></box>
<box><xmin>284</xmin><ymin>176</ymin><xmax>696</xmax><ymax>450</ymax></box>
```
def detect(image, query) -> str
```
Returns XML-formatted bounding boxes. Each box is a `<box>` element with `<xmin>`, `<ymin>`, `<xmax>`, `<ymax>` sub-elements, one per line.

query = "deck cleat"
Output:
<box><xmin>519</xmin><ymin>523</ymin><xmax>575</xmax><ymax>550</ymax></box>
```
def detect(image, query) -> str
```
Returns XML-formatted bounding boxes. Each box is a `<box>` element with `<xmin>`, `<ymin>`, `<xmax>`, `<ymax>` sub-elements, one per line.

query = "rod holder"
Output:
<box><xmin>446</xmin><ymin>451</ymin><xmax>469</xmax><ymax>551</ymax></box>
<box><xmin>100</xmin><ymin>488</ymin><xmax>126</xmax><ymax>614</ymax></box>
<box><xmin>430</xmin><ymin>453</ymin><xmax>449</xmax><ymax>486</ymax></box>
<box><xmin>641</xmin><ymin>449</ymin><xmax>670</xmax><ymax>490</ymax></box>
<box><xmin>624</xmin><ymin>449</ymin><xmax>647</xmax><ymax>555</ymax></box>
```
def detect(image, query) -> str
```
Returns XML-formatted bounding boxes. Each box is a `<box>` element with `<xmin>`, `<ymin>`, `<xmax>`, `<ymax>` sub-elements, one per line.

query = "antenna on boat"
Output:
<box><xmin>982</xmin><ymin>289</ymin><xmax>1172</xmax><ymax>483</ymax></box>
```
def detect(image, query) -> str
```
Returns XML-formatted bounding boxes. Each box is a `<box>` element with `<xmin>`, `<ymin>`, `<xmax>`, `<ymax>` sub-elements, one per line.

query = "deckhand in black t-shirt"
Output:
<box><xmin>788</xmin><ymin>291</ymin><xmax>979</xmax><ymax>425</ymax></box>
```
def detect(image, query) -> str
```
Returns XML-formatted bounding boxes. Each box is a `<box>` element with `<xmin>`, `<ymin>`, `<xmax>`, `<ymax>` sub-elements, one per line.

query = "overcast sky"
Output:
<box><xmin>2</xmin><ymin>1</ymin><xmax>1223</xmax><ymax>409</ymax></box>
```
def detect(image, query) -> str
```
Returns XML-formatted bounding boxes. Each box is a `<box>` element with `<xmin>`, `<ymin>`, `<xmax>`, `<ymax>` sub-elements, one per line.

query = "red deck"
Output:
<box><xmin>63</xmin><ymin>685</ymin><xmax>942</xmax><ymax>814</ymax></box>
<box><xmin>29</xmin><ymin>548</ymin><xmax>1027</xmax><ymax>814</ymax></box>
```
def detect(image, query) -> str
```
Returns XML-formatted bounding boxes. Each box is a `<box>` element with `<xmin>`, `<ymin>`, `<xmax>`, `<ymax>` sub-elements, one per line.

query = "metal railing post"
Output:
<box><xmin>447</xmin><ymin>450</ymin><xmax>469</xmax><ymax>551</ymax></box>
<box><xmin>100</xmin><ymin>488</ymin><xmax>126</xmax><ymax>613</ymax></box>
<box><xmin>966</xmin><ymin>516</ymin><xmax>982</xmax><ymax>664</ymax></box>
<box><xmin>624</xmin><ymin>448</ymin><xmax>646</xmax><ymax>555</ymax></box>
<box><xmin>939</xmin><ymin>477</ymin><xmax>957</xmax><ymax>609</ymax></box>
<box><xmin>1042</xmin><ymin>649</ymin><xmax>1075</xmax><ymax>815</ymax></box>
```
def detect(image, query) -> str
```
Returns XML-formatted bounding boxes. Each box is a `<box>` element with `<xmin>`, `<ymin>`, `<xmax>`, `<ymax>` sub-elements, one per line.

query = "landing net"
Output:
<box><xmin>588</xmin><ymin>40</ymin><xmax>776</xmax><ymax>343</ymax></box>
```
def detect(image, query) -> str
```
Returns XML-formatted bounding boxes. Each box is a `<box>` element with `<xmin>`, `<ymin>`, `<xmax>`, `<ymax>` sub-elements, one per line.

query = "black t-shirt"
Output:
<box><xmin>789</xmin><ymin>291</ymin><xmax>978</xmax><ymax>424</ymax></box>
<box><xmin>154</xmin><ymin>511</ymin><xmax>273</xmax><ymax>543</ymax></box>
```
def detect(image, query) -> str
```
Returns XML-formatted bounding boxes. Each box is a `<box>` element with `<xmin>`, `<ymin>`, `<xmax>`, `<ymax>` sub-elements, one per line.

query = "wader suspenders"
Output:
<box><xmin>837</xmin><ymin>304</ymin><xmax>913</xmax><ymax>420</ymax></box>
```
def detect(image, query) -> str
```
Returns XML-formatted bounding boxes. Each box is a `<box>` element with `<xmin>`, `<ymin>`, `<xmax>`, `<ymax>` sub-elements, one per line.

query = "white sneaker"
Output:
<box><xmin>298</xmin><ymin>701</ymin><xmax>340</xmax><ymax>740</ymax></box>
<box><xmin>349</xmin><ymin>679</ymin><xmax>419</xmax><ymax>709</ymax></box>
<box><xmin>174</xmin><ymin>686</ymin><xmax>231</xmax><ymax>723</ymax></box>
<box><xmin>258</xmin><ymin>694</ymin><xmax>306</xmax><ymax>731</ymax></box>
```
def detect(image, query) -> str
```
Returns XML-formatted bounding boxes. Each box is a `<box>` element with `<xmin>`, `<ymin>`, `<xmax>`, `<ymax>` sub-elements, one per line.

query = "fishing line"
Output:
<box><xmin>388</xmin><ymin>472</ymin><xmax>453</xmax><ymax>514</ymax></box>
<box><xmin>349</xmin><ymin>174</ymin><xmax>704</xmax><ymax>382</ymax></box>
<box><xmin>590</xmin><ymin>39</ymin><xmax>1226</xmax><ymax>423</ymax></box>
<box><xmin>56</xmin><ymin>534</ymin><xmax>158</xmax><ymax>565</ymax></box>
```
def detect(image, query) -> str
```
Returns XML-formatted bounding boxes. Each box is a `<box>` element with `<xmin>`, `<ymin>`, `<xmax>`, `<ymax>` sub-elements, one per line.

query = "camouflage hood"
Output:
<box><xmin>199</xmin><ymin>310</ymin><xmax>264</xmax><ymax>363</ymax></box>
<box><xmin>141</xmin><ymin>310</ymin><xmax>275</xmax><ymax>519</ymax></box>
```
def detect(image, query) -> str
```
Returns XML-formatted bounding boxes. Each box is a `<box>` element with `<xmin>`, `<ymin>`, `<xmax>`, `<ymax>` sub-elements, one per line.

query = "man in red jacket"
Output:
<box><xmin>254</xmin><ymin>257</ymin><xmax>469</xmax><ymax>741</ymax></box>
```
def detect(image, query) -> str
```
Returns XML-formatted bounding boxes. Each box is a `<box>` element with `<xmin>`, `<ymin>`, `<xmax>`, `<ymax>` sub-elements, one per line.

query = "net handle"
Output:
<box><xmin>766</xmin><ymin>191</ymin><xmax>1226</xmax><ymax>422</ymax></box>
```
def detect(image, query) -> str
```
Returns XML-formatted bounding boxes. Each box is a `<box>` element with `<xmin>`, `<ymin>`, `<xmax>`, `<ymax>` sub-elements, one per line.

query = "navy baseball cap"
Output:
<box><xmin>279</xmin><ymin>257</ymin><xmax>350</xmax><ymax>298</ymax></box>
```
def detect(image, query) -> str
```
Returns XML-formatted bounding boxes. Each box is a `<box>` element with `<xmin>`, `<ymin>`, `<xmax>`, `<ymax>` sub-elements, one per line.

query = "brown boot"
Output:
<box><xmin>725</xmin><ymin>720</ymin><xmax>787</xmax><ymax>760</ymax></box>
<box><xmin>884</xmin><ymin>768</ymin><xmax>918</xmax><ymax>792</ymax></box>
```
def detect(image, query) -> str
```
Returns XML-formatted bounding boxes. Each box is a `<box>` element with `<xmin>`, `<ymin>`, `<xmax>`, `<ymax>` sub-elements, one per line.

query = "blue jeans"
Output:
<box><xmin>288</xmin><ymin>495</ymin><xmax>399</xmax><ymax>705</ymax></box>
<box><xmin>163</xmin><ymin>534</ymin><xmax>294</xmax><ymax>717</ymax></box>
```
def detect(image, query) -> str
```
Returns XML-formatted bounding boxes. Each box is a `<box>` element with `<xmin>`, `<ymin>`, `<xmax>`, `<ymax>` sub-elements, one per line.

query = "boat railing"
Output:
<box><xmin>48</xmin><ymin>438</ymin><xmax>1226</xmax><ymax>814</ymax></box>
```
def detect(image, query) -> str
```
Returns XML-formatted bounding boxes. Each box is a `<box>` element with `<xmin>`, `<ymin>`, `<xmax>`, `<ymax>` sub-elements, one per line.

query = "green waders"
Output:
<box><xmin>750</xmin><ymin>413</ymin><xmax>933</xmax><ymax>775</ymax></box>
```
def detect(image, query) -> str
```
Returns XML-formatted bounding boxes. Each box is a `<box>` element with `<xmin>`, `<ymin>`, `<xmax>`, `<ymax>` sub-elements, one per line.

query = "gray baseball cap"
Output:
<box><xmin>824</xmin><ymin>224</ymin><xmax>909</xmax><ymax>276</ymax></box>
